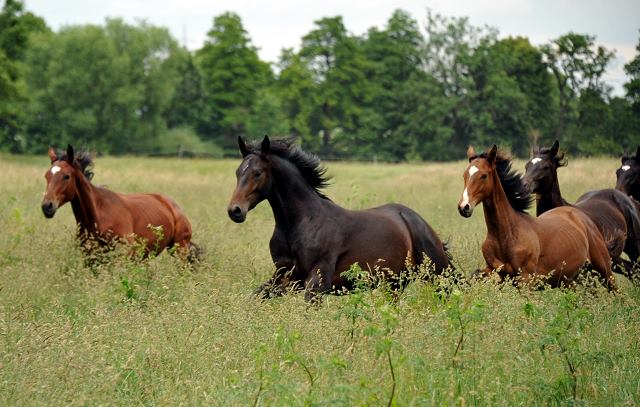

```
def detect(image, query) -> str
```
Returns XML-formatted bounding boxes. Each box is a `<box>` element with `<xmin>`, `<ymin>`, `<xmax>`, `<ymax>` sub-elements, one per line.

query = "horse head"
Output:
<box><xmin>42</xmin><ymin>144</ymin><xmax>82</xmax><ymax>218</ymax></box>
<box><xmin>616</xmin><ymin>146</ymin><xmax>640</xmax><ymax>198</ymax></box>
<box><xmin>228</xmin><ymin>136</ymin><xmax>274</xmax><ymax>223</ymax></box>
<box><xmin>523</xmin><ymin>140</ymin><xmax>565</xmax><ymax>194</ymax></box>
<box><xmin>458</xmin><ymin>145</ymin><xmax>497</xmax><ymax>217</ymax></box>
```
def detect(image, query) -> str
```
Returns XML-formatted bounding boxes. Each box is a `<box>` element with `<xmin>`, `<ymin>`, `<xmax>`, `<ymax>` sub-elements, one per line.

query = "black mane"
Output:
<box><xmin>534</xmin><ymin>146</ymin><xmax>568</xmax><ymax>168</ymax></box>
<box><xmin>470</xmin><ymin>151</ymin><xmax>533</xmax><ymax>213</ymax></box>
<box><xmin>56</xmin><ymin>149</ymin><xmax>94</xmax><ymax>180</ymax></box>
<box><xmin>247</xmin><ymin>138</ymin><xmax>331</xmax><ymax>200</ymax></box>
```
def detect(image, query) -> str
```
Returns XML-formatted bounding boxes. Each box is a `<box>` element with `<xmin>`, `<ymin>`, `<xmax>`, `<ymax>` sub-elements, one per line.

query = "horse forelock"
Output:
<box><xmin>55</xmin><ymin>149</ymin><xmax>94</xmax><ymax>180</ymax></box>
<box><xmin>245</xmin><ymin>137</ymin><xmax>331</xmax><ymax>200</ymax></box>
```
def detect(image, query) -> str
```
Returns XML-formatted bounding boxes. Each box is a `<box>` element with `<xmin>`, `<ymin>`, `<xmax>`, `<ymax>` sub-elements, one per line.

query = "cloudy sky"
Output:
<box><xmin>26</xmin><ymin>0</ymin><xmax>640</xmax><ymax>95</ymax></box>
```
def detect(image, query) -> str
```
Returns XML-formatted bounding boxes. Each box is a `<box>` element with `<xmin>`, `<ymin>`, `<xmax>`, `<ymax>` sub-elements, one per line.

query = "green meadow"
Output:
<box><xmin>1</xmin><ymin>154</ymin><xmax>639</xmax><ymax>406</ymax></box>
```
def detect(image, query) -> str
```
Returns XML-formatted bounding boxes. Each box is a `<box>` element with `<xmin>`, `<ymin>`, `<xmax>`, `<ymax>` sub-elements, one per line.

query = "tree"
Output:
<box><xmin>0</xmin><ymin>0</ymin><xmax>47</xmax><ymax>152</ymax></box>
<box><xmin>24</xmin><ymin>19</ymin><xmax>183</xmax><ymax>153</ymax></box>
<box><xmin>624</xmin><ymin>32</ymin><xmax>640</xmax><ymax>113</ymax></box>
<box><xmin>165</xmin><ymin>52</ymin><xmax>207</xmax><ymax>132</ymax></box>
<box><xmin>196</xmin><ymin>12</ymin><xmax>272</xmax><ymax>152</ymax></box>
<box><xmin>541</xmin><ymin>33</ymin><xmax>614</xmax><ymax>147</ymax></box>
<box><xmin>362</xmin><ymin>9</ymin><xmax>425</xmax><ymax>160</ymax></box>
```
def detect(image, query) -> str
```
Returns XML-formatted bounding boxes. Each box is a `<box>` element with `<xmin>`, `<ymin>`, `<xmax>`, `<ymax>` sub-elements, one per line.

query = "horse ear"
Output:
<box><xmin>635</xmin><ymin>146</ymin><xmax>640</xmax><ymax>162</ymax></box>
<box><xmin>66</xmin><ymin>144</ymin><xmax>75</xmax><ymax>163</ymax></box>
<box><xmin>261</xmin><ymin>135</ymin><xmax>270</xmax><ymax>155</ymax></box>
<box><xmin>550</xmin><ymin>140</ymin><xmax>559</xmax><ymax>157</ymax></box>
<box><xmin>487</xmin><ymin>145</ymin><xmax>498</xmax><ymax>164</ymax></box>
<box><xmin>238</xmin><ymin>136</ymin><xmax>249</xmax><ymax>157</ymax></box>
<box><xmin>466</xmin><ymin>146</ymin><xmax>476</xmax><ymax>160</ymax></box>
<box><xmin>48</xmin><ymin>146</ymin><xmax>58</xmax><ymax>163</ymax></box>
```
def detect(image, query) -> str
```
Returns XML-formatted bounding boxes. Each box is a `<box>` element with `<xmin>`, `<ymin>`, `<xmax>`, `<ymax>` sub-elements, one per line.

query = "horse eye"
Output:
<box><xmin>481</xmin><ymin>174</ymin><xmax>487</xmax><ymax>180</ymax></box>
<box><xmin>254</xmin><ymin>171</ymin><xmax>262</xmax><ymax>178</ymax></box>
<box><xmin>63</xmin><ymin>174</ymin><xmax>70</xmax><ymax>180</ymax></box>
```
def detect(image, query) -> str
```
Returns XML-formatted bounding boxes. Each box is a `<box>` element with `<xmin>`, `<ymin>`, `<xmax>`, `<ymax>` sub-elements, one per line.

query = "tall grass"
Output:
<box><xmin>0</xmin><ymin>154</ymin><xmax>638</xmax><ymax>405</ymax></box>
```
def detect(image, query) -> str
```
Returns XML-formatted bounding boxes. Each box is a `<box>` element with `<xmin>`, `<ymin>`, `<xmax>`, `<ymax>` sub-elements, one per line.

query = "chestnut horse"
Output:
<box><xmin>616</xmin><ymin>147</ymin><xmax>640</xmax><ymax>200</ymax></box>
<box><xmin>42</xmin><ymin>145</ymin><xmax>199</xmax><ymax>261</ymax></box>
<box><xmin>228</xmin><ymin>136</ymin><xmax>452</xmax><ymax>301</ymax></box>
<box><xmin>458</xmin><ymin>145</ymin><xmax>615</xmax><ymax>290</ymax></box>
<box><xmin>523</xmin><ymin>141</ymin><xmax>640</xmax><ymax>278</ymax></box>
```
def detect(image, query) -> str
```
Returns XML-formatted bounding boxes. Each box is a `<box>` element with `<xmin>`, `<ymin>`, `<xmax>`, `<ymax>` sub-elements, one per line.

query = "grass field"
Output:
<box><xmin>1</xmin><ymin>153</ymin><xmax>639</xmax><ymax>406</ymax></box>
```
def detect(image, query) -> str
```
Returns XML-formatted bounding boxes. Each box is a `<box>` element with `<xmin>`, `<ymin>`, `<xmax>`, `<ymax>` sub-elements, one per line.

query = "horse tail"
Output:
<box><xmin>187</xmin><ymin>241</ymin><xmax>205</xmax><ymax>264</ymax></box>
<box><xmin>398</xmin><ymin>210</ymin><xmax>453</xmax><ymax>274</ymax></box>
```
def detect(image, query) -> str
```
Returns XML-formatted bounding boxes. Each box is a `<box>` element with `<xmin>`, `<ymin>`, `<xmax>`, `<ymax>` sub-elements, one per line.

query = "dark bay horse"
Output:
<box><xmin>523</xmin><ymin>141</ymin><xmax>640</xmax><ymax>278</ymax></box>
<box><xmin>458</xmin><ymin>145</ymin><xmax>615</xmax><ymax>290</ymax></box>
<box><xmin>616</xmin><ymin>147</ymin><xmax>640</xmax><ymax>200</ymax></box>
<box><xmin>42</xmin><ymin>145</ymin><xmax>199</xmax><ymax>261</ymax></box>
<box><xmin>227</xmin><ymin>136</ymin><xmax>452</xmax><ymax>301</ymax></box>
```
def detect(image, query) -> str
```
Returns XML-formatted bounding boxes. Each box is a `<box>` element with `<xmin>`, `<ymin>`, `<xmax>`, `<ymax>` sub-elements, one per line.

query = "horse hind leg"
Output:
<box><xmin>587</xmin><ymin>233</ymin><xmax>617</xmax><ymax>292</ymax></box>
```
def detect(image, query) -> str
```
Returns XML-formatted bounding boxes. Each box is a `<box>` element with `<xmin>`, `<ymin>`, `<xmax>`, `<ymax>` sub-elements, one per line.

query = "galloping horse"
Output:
<box><xmin>616</xmin><ymin>147</ymin><xmax>640</xmax><ymax>201</ymax></box>
<box><xmin>523</xmin><ymin>141</ymin><xmax>640</xmax><ymax>277</ymax></box>
<box><xmin>42</xmin><ymin>145</ymin><xmax>199</xmax><ymax>261</ymax></box>
<box><xmin>458</xmin><ymin>145</ymin><xmax>615</xmax><ymax>290</ymax></box>
<box><xmin>228</xmin><ymin>136</ymin><xmax>452</xmax><ymax>301</ymax></box>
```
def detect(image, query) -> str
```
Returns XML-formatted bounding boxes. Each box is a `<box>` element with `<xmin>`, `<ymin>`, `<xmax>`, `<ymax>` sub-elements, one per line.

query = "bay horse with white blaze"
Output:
<box><xmin>42</xmin><ymin>145</ymin><xmax>199</xmax><ymax>261</ymax></box>
<box><xmin>458</xmin><ymin>145</ymin><xmax>615</xmax><ymax>290</ymax></box>
<box><xmin>228</xmin><ymin>136</ymin><xmax>453</xmax><ymax>301</ymax></box>
<box><xmin>523</xmin><ymin>140</ymin><xmax>640</xmax><ymax>278</ymax></box>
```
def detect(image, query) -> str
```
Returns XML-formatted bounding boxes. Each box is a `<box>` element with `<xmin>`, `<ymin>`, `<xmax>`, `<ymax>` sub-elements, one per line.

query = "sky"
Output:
<box><xmin>25</xmin><ymin>0</ymin><xmax>640</xmax><ymax>95</ymax></box>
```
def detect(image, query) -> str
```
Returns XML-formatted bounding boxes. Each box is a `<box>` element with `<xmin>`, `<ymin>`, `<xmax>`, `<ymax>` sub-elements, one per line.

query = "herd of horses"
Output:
<box><xmin>41</xmin><ymin>139</ymin><xmax>640</xmax><ymax>300</ymax></box>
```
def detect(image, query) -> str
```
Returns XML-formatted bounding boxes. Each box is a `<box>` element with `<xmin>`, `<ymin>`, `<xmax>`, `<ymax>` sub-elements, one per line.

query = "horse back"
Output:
<box><xmin>369</xmin><ymin>204</ymin><xmax>451</xmax><ymax>273</ymax></box>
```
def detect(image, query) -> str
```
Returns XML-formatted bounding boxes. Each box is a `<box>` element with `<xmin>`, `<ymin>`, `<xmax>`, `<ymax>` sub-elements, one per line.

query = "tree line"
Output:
<box><xmin>1</xmin><ymin>0</ymin><xmax>639</xmax><ymax>160</ymax></box>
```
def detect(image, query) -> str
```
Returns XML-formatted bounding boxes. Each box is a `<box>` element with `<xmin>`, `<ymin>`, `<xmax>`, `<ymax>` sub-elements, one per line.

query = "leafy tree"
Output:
<box><xmin>624</xmin><ymin>32</ymin><xmax>640</xmax><ymax>113</ymax></box>
<box><xmin>362</xmin><ymin>9</ymin><xmax>425</xmax><ymax>160</ymax></box>
<box><xmin>196</xmin><ymin>12</ymin><xmax>273</xmax><ymax>152</ymax></box>
<box><xmin>0</xmin><ymin>0</ymin><xmax>47</xmax><ymax>152</ymax></box>
<box><xmin>165</xmin><ymin>53</ymin><xmax>207</xmax><ymax>132</ymax></box>
<box><xmin>276</xmin><ymin>49</ymin><xmax>316</xmax><ymax>147</ymax></box>
<box><xmin>24</xmin><ymin>19</ymin><xmax>183</xmax><ymax>153</ymax></box>
<box><xmin>541</xmin><ymin>33</ymin><xmax>614</xmax><ymax>147</ymax></box>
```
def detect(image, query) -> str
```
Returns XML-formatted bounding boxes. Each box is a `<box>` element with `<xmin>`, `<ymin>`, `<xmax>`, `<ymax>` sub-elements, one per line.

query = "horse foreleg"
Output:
<box><xmin>304</xmin><ymin>263</ymin><xmax>334</xmax><ymax>303</ymax></box>
<box><xmin>253</xmin><ymin>266</ymin><xmax>301</xmax><ymax>299</ymax></box>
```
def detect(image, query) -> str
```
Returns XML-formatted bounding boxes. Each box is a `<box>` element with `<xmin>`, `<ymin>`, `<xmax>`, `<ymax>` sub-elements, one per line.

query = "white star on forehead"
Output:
<box><xmin>468</xmin><ymin>165</ymin><xmax>479</xmax><ymax>177</ymax></box>
<box><xmin>622</xmin><ymin>165</ymin><xmax>631</xmax><ymax>171</ymax></box>
<box><xmin>531</xmin><ymin>157</ymin><xmax>542</xmax><ymax>165</ymax></box>
<box><xmin>51</xmin><ymin>165</ymin><xmax>61</xmax><ymax>174</ymax></box>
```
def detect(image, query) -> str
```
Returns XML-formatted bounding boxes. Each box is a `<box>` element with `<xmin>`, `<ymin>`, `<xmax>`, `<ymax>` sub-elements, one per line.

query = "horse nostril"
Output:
<box><xmin>232</xmin><ymin>206</ymin><xmax>242</xmax><ymax>216</ymax></box>
<box><xmin>464</xmin><ymin>204</ymin><xmax>470</xmax><ymax>211</ymax></box>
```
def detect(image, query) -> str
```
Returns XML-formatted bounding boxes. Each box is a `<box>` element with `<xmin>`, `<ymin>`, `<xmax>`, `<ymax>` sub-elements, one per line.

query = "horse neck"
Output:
<box><xmin>267</xmin><ymin>157</ymin><xmax>329</xmax><ymax>233</ymax></box>
<box><xmin>70</xmin><ymin>174</ymin><xmax>101</xmax><ymax>235</ymax></box>
<box><xmin>482</xmin><ymin>170</ymin><xmax>521</xmax><ymax>239</ymax></box>
<box><xmin>536</xmin><ymin>171</ymin><xmax>567</xmax><ymax>216</ymax></box>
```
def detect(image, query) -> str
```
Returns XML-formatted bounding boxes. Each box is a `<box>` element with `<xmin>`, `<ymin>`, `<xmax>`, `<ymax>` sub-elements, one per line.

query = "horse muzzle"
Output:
<box><xmin>458</xmin><ymin>203</ymin><xmax>473</xmax><ymax>218</ymax></box>
<box><xmin>41</xmin><ymin>200</ymin><xmax>58</xmax><ymax>218</ymax></box>
<box><xmin>227</xmin><ymin>204</ymin><xmax>247</xmax><ymax>223</ymax></box>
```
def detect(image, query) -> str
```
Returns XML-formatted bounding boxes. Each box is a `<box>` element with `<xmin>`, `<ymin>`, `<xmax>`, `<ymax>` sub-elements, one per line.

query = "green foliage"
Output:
<box><xmin>196</xmin><ymin>12</ymin><xmax>273</xmax><ymax>153</ymax></box>
<box><xmin>0</xmin><ymin>4</ymin><xmax>634</xmax><ymax>159</ymax></box>
<box><xmin>624</xmin><ymin>32</ymin><xmax>640</xmax><ymax>113</ymax></box>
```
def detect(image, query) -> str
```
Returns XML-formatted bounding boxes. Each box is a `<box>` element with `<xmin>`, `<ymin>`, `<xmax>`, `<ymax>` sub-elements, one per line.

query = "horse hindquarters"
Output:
<box><xmin>397</xmin><ymin>207</ymin><xmax>452</xmax><ymax>275</ymax></box>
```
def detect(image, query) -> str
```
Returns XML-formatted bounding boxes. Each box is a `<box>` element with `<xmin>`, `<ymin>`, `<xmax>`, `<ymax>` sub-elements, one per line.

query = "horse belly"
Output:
<box><xmin>126</xmin><ymin>196</ymin><xmax>176</xmax><ymax>251</ymax></box>
<box><xmin>536</xmin><ymin>215</ymin><xmax>590</xmax><ymax>279</ymax></box>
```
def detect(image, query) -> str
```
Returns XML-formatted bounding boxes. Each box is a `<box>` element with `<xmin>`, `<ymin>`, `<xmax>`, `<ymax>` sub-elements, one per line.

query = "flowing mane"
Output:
<box><xmin>56</xmin><ymin>148</ymin><xmax>94</xmax><ymax>180</ymax></box>
<box><xmin>534</xmin><ymin>145</ymin><xmax>568</xmax><ymax>168</ymax></box>
<box><xmin>470</xmin><ymin>151</ymin><xmax>533</xmax><ymax>213</ymax></box>
<box><xmin>246</xmin><ymin>138</ymin><xmax>331</xmax><ymax>199</ymax></box>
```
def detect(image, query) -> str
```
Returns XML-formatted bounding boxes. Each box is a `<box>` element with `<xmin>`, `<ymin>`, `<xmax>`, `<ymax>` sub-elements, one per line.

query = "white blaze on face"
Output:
<box><xmin>468</xmin><ymin>165</ymin><xmax>479</xmax><ymax>177</ymax></box>
<box><xmin>51</xmin><ymin>165</ymin><xmax>61</xmax><ymax>175</ymax></box>
<box><xmin>531</xmin><ymin>157</ymin><xmax>542</xmax><ymax>165</ymax></box>
<box><xmin>622</xmin><ymin>165</ymin><xmax>631</xmax><ymax>171</ymax></box>
<box><xmin>460</xmin><ymin>188</ymin><xmax>470</xmax><ymax>207</ymax></box>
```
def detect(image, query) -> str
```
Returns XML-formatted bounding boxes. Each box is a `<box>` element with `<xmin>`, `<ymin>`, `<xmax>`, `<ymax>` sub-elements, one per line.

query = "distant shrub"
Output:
<box><xmin>147</xmin><ymin>127</ymin><xmax>224</xmax><ymax>158</ymax></box>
